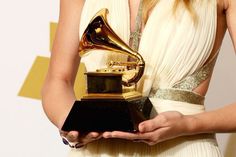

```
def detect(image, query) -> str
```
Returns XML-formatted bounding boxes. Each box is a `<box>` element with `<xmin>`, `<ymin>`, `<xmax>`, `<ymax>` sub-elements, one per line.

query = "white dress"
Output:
<box><xmin>69</xmin><ymin>0</ymin><xmax>222</xmax><ymax>156</ymax></box>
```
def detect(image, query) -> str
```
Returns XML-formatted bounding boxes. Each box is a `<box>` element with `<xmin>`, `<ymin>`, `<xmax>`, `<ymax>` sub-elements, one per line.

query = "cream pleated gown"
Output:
<box><xmin>69</xmin><ymin>0</ymin><xmax>222</xmax><ymax>156</ymax></box>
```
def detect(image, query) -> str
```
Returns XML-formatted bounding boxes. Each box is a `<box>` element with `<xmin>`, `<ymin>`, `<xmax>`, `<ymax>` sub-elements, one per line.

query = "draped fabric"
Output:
<box><xmin>69</xmin><ymin>134</ymin><xmax>221</xmax><ymax>157</ymax></box>
<box><xmin>80</xmin><ymin>0</ymin><xmax>217</xmax><ymax>96</ymax></box>
<box><xmin>70</xmin><ymin>0</ymin><xmax>222</xmax><ymax>156</ymax></box>
<box><xmin>137</xmin><ymin>0</ymin><xmax>217</xmax><ymax>96</ymax></box>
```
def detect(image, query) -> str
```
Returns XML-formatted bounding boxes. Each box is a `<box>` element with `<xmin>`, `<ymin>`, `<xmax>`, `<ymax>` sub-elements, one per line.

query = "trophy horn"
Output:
<box><xmin>79</xmin><ymin>8</ymin><xmax>145</xmax><ymax>86</ymax></box>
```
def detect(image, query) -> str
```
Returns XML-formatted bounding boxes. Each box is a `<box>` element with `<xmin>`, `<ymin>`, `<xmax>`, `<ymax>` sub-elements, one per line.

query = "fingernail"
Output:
<box><xmin>75</xmin><ymin>143</ymin><xmax>84</xmax><ymax>149</ymax></box>
<box><xmin>62</xmin><ymin>138</ymin><xmax>69</xmax><ymax>145</ymax></box>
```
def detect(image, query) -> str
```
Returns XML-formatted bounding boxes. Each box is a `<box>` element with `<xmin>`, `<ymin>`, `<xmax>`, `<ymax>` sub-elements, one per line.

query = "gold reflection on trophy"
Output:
<box><xmin>78</xmin><ymin>8</ymin><xmax>145</xmax><ymax>100</ymax></box>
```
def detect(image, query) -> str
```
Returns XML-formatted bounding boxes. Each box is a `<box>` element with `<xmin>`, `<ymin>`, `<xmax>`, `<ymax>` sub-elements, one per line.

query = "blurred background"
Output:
<box><xmin>0</xmin><ymin>0</ymin><xmax>235</xmax><ymax>157</ymax></box>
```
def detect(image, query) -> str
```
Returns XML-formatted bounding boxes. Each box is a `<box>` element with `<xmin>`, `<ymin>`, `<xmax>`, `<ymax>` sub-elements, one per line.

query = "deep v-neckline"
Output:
<box><xmin>128</xmin><ymin>0</ymin><xmax>144</xmax><ymax>51</ymax></box>
<box><xmin>127</xmin><ymin>0</ymin><xmax>157</xmax><ymax>51</ymax></box>
<box><xmin>128</xmin><ymin>0</ymin><xmax>142</xmax><ymax>33</ymax></box>
<box><xmin>127</xmin><ymin>0</ymin><xmax>157</xmax><ymax>38</ymax></box>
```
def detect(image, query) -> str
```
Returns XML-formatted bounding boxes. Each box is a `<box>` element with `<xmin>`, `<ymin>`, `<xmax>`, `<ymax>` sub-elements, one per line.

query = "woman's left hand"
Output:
<box><xmin>103</xmin><ymin>111</ymin><xmax>195</xmax><ymax>145</ymax></box>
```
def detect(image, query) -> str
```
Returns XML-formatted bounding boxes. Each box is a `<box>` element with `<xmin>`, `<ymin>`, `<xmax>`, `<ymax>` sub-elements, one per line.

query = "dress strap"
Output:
<box><xmin>129</xmin><ymin>0</ymin><xmax>143</xmax><ymax>51</ymax></box>
<box><xmin>172</xmin><ymin>50</ymin><xmax>219</xmax><ymax>91</ymax></box>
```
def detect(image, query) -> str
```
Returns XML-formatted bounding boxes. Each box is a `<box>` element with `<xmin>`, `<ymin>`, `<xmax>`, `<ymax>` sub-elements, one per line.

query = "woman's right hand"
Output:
<box><xmin>60</xmin><ymin>130</ymin><xmax>102</xmax><ymax>148</ymax></box>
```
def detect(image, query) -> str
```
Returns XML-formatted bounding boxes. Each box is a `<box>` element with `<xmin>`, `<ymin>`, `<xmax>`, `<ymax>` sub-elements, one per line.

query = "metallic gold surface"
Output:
<box><xmin>82</xmin><ymin>91</ymin><xmax>142</xmax><ymax>100</ymax></box>
<box><xmin>172</xmin><ymin>57</ymin><xmax>217</xmax><ymax>91</ymax></box>
<box><xmin>79</xmin><ymin>8</ymin><xmax>145</xmax><ymax>87</ymax></box>
<box><xmin>62</xmin><ymin>6</ymin><xmax>153</xmax><ymax>133</ymax></box>
<box><xmin>150</xmin><ymin>88</ymin><xmax>205</xmax><ymax>105</ymax></box>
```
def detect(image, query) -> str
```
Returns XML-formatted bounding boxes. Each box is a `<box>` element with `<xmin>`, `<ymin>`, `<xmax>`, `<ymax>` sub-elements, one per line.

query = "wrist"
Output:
<box><xmin>184</xmin><ymin>114</ymin><xmax>202</xmax><ymax>135</ymax></box>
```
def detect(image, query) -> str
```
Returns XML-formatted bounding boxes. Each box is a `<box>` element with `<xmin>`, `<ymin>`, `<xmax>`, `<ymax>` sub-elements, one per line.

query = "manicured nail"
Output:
<box><xmin>62</xmin><ymin>138</ymin><xmax>69</xmax><ymax>145</ymax></box>
<box><xmin>75</xmin><ymin>143</ymin><xmax>84</xmax><ymax>149</ymax></box>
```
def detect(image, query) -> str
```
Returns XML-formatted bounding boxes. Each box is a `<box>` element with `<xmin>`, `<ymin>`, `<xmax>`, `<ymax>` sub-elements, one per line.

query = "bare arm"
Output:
<box><xmin>191</xmin><ymin>0</ymin><xmax>236</xmax><ymax>133</ymax></box>
<box><xmin>102</xmin><ymin>0</ymin><xmax>236</xmax><ymax>145</ymax></box>
<box><xmin>226</xmin><ymin>0</ymin><xmax>236</xmax><ymax>52</ymax></box>
<box><xmin>42</xmin><ymin>0</ymin><xmax>84</xmax><ymax>129</ymax></box>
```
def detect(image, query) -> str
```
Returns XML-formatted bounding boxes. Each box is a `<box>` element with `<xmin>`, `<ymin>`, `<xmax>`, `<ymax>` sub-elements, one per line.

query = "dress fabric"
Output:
<box><xmin>70</xmin><ymin>0</ymin><xmax>223</xmax><ymax>156</ymax></box>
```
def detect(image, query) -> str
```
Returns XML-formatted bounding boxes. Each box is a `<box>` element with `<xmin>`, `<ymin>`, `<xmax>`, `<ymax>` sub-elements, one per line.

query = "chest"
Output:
<box><xmin>129</xmin><ymin>0</ymin><xmax>224</xmax><ymax>32</ymax></box>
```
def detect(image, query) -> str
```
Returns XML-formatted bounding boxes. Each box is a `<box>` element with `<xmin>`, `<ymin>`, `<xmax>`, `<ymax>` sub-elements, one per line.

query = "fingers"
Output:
<box><xmin>66</xmin><ymin>131</ymin><xmax>79</xmax><ymax>142</ymax></box>
<box><xmin>60</xmin><ymin>130</ymin><xmax>79</xmax><ymax>142</ymax></box>
<box><xmin>60</xmin><ymin>131</ymin><xmax>80</xmax><ymax>148</ymax></box>
<box><xmin>60</xmin><ymin>131</ymin><xmax>79</xmax><ymax>142</ymax></box>
<box><xmin>102</xmin><ymin>112</ymin><xmax>184</xmax><ymax>146</ymax></box>
<box><xmin>80</xmin><ymin>132</ymin><xmax>102</xmax><ymax>144</ymax></box>
<box><xmin>83</xmin><ymin>132</ymin><xmax>101</xmax><ymax>140</ymax></box>
<box><xmin>103</xmin><ymin>131</ymin><xmax>134</xmax><ymax>139</ymax></box>
<box><xmin>103</xmin><ymin>131</ymin><xmax>149</xmax><ymax>140</ymax></box>
<box><xmin>139</xmin><ymin>115</ymin><xmax>166</xmax><ymax>133</ymax></box>
<box><xmin>60</xmin><ymin>130</ymin><xmax>102</xmax><ymax>146</ymax></box>
<box><xmin>103</xmin><ymin>132</ymin><xmax>112</xmax><ymax>138</ymax></box>
<box><xmin>102</xmin><ymin>129</ymin><xmax>169</xmax><ymax>146</ymax></box>
<box><xmin>108</xmin><ymin>131</ymin><xmax>140</xmax><ymax>140</ymax></box>
<box><xmin>59</xmin><ymin>130</ymin><xmax>67</xmax><ymax>137</ymax></box>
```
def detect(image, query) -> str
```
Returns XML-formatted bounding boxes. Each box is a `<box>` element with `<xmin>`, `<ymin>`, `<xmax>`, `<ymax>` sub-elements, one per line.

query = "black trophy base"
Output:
<box><xmin>61</xmin><ymin>97</ymin><xmax>153</xmax><ymax>133</ymax></box>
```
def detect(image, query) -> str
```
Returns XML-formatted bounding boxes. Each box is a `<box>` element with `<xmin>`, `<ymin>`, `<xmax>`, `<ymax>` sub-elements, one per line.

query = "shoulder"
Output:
<box><xmin>219</xmin><ymin>0</ymin><xmax>235</xmax><ymax>11</ymax></box>
<box><xmin>221</xmin><ymin>0</ymin><xmax>236</xmax><ymax>51</ymax></box>
<box><xmin>216</xmin><ymin>0</ymin><xmax>235</xmax><ymax>21</ymax></box>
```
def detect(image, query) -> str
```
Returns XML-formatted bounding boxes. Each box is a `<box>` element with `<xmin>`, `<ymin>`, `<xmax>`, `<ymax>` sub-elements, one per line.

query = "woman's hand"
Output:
<box><xmin>60</xmin><ymin>130</ymin><xmax>102</xmax><ymax>148</ymax></box>
<box><xmin>103</xmin><ymin>111</ymin><xmax>195</xmax><ymax>145</ymax></box>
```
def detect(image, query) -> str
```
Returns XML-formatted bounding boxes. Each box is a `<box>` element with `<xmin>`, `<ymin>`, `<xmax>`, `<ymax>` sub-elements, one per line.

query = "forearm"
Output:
<box><xmin>188</xmin><ymin>0</ymin><xmax>236</xmax><ymax>135</ymax></box>
<box><xmin>41</xmin><ymin>0</ymin><xmax>85</xmax><ymax>128</ymax></box>
<box><xmin>189</xmin><ymin>103</ymin><xmax>236</xmax><ymax>134</ymax></box>
<box><xmin>42</xmin><ymin>77</ymin><xmax>76</xmax><ymax>129</ymax></box>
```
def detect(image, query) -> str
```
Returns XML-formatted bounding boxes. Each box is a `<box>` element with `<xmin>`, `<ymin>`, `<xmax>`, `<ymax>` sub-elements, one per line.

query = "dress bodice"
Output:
<box><xmin>72</xmin><ymin>1</ymin><xmax>222</xmax><ymax>156</ymax></box>
<box><xmin>79</xmin><ymin>0</ymin><xmax>217</xmax><ymax>98</ymax></box>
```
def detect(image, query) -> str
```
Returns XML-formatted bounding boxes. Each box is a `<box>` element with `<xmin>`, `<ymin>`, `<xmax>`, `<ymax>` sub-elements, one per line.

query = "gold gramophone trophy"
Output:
<box><xmin>62</xmin><ymin>9</ymin><xmax>153</xmax><ymax>133</ymax></box>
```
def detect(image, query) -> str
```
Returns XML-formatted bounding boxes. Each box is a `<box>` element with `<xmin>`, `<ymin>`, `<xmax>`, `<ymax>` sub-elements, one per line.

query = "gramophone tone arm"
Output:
<box><xmin>108</xmin><ymin>61</ymin><xmax>138</xmax><ymax>67</ymax></box>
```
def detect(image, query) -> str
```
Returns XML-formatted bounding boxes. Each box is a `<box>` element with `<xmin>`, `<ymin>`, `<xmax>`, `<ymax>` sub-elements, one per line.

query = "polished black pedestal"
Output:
<box><xmin>62</xmin><ymin>97</ymin><xmax>153</xmax><ymax>133</ymax></box>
